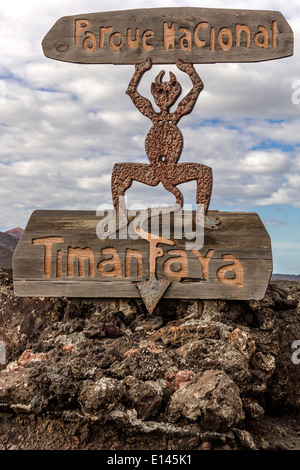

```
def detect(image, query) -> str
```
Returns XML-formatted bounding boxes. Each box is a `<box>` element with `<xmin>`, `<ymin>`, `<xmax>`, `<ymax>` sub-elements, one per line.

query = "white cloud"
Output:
<box><xmin>242</xmin><ymin>151</ymin><xmax>290</xmax><ymax>173</ymax></box>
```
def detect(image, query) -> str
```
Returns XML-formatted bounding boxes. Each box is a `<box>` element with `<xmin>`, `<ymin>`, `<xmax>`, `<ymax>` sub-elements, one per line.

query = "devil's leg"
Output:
<box><xmin>111</xmin><ymin>163</ymin><xmax>160</xmax><ymax>232</ymax></box>
<box><xmin>161</xmin><ymin>178</ymin><xmax>184</xmax><ymax>208</ymax></box>
<box><xmin>111</xmin><ymin>163</ymin><xmax>132</xmax><ymax>220</ymax></box>
<box><xmin>111</xmin><ymin>163</ymin><xmax>160</xmax><ymax>209</ymax></box>
<box><xmin>168</xmin><ymin>162</ymin><xmax>212</xmax><ymax>214</ymax></box>
<box><xmin>195</xmin><ymin>164</ymin><xmax>212</xmax><ymax>213</ymax></box>
<box><xmin>166</xmin><ymin>163</ymin><xmax>220</xmax><ymax>229</ymax></box>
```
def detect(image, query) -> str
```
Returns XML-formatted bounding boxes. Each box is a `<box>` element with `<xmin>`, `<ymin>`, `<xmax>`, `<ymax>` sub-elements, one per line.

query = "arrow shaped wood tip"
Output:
<box><xmin>137</xmin><ymin>279</ymin><xmax>171</xmax><ymax>315</ymax></box>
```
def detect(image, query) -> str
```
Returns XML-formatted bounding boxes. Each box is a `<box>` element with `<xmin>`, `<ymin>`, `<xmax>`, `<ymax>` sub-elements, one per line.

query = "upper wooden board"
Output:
<box><xmin>13</xmin><ymin>210</ymin><xmax>272</xmax><ymax>301</ymax></box>
<box><xmin>42</xmin><ymin>7</ymin><xmax>294</xmax><ymax>64</ymax></box>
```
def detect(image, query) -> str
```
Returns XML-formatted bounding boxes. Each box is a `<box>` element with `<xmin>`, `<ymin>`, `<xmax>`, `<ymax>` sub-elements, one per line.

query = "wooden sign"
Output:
<box><xmin>13</xmin><ymin>210</ymin><xmax>272</xmax><ymax>302</ymax></box>
<box><xmin>42</xmin><ymin>7</ymin><xmax>294</xmax><ymax>64</ymax></box>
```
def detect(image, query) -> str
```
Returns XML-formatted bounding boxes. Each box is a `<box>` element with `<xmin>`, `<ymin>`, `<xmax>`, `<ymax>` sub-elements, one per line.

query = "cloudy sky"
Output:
<box><xmin>0</xmin><ymin>0</ymin><xmax>300</xmax><ymax>274</ymax></box>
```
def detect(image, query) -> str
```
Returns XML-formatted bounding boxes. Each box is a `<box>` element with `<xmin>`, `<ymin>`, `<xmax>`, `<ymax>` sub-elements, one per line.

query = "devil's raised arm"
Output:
<box><xmin>173</xmin><ymin>60</ymin><xmax>203</xmax><ymax>123</ymax></box>
<box><xmin>126</xmin><ymin>58</ymin><xmax>156</xmax><ymax>121</ymax></box>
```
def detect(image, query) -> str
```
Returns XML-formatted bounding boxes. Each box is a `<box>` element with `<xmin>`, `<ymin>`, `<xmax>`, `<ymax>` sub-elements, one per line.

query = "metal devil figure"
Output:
<box><xmin>13</xmin><ymin>7</ymin><xmax>293</xmax><ymax>314</ymax></box>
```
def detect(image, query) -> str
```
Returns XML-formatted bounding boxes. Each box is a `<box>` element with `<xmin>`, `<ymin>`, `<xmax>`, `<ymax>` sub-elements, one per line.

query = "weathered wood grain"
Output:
<box><xmin>42</xmin><ymin>7</ymin><xmax>293</xmax><ymax>64</ymax></box>
<box><xmin>13</xmin><ymin>210</ymin><xmax>272</xmax><ymax>301</ymax></box>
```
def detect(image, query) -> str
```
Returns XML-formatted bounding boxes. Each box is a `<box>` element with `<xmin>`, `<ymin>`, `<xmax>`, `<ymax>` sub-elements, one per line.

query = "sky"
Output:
<box><xmin>0</xmin><ymin>0</ymin><xmax>300</xmax><ymax>274</ymax></box>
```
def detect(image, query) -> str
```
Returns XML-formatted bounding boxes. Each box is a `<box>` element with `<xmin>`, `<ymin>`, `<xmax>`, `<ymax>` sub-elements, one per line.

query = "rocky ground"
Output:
<box><xmin>0</xmin><ymin>268</ymin><xmax>300</xmax><ymax>450</ymax></box>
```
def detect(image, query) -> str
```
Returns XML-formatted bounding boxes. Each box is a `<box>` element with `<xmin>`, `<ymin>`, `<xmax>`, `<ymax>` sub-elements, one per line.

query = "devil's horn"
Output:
<box><xmin>155</xmin><ymin>70</ymin><xmax>165</xmax><ymax>84</ymax></box>
<box><xmin>169</xmin><ymin>72</ymin><xmax>177</xmax><ymax>83</ymax></box>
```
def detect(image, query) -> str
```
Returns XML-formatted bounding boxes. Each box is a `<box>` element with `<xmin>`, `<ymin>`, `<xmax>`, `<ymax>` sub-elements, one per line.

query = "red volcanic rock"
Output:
<box><xmin>0</xmin><ymin>270</ymin><xmax>299</xmax><ymax>450</ymax></box>
<box><xmin>173</xmin><ymin>370</ymin><xmax>196</xmax><ymax>391</ymax></box>
<box><xmin>3</xmin><ymin>349</ymin><xmax>47</xmax><ymax>372</ymax></box>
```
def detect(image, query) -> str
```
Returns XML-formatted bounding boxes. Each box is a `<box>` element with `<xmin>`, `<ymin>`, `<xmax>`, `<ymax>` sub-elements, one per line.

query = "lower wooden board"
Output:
<box><xmin>13</xmin><ymin>210</ymin><xmax>273</xmax><ymax>301</ymax></box>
